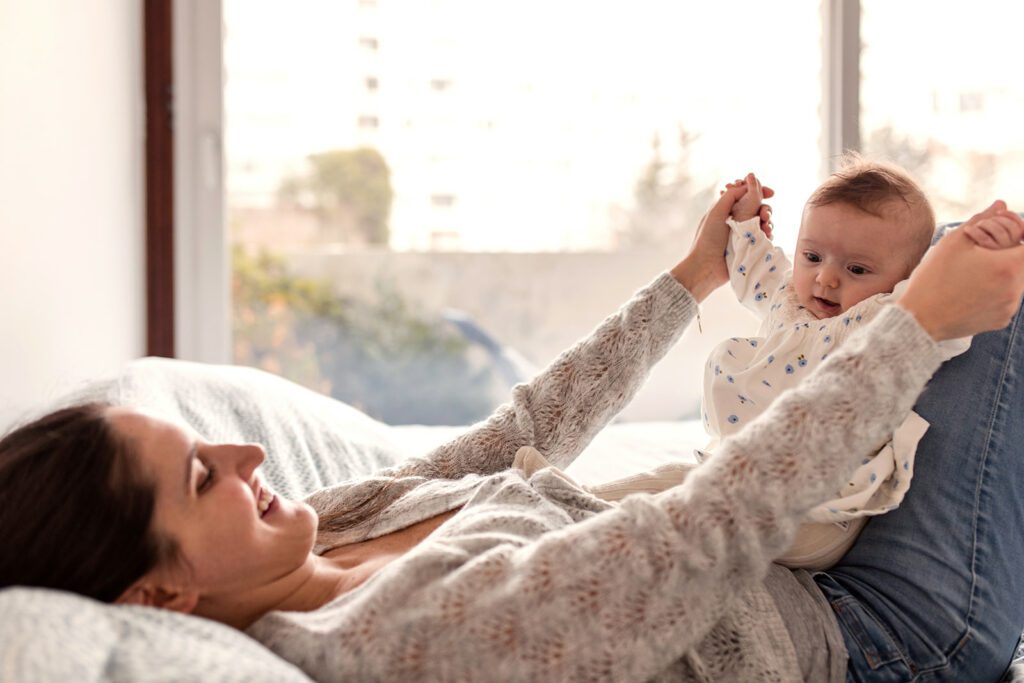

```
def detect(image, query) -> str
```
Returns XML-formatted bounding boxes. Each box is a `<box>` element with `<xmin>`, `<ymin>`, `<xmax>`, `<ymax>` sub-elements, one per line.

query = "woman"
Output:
<box><xmin>2</xmin><ymin>196</ymin><xmax>1023</xmax><ymax>682</ymax></box>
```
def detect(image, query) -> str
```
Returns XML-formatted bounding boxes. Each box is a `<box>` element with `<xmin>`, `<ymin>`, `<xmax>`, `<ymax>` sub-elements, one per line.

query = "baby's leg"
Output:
<box><xmin>587</xmin><ymin>461</ymin><xmax>698</xmax><ymax>502</ymax></box>
<box><xmin>776</xmin><ymin>518</ymin><xmax>867</xmax><ymax>571</ymax></box>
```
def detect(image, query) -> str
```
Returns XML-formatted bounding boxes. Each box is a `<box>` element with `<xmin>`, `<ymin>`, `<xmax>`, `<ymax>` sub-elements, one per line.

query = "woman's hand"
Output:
<box><xmin>671</xmin><ymin>180</ymin><xmax>772</xmax><ymax>302</ymax></box>
<box><xmin>899</xmin><ymin>200</ymin><xmax>1024</xmax><ymax>341</ymax></box>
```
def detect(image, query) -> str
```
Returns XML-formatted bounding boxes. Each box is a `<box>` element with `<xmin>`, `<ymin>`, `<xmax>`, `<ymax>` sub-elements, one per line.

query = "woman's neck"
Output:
<box><xmin>195</xmin><ymin>554</ymin><xmax>362</xmax><ymax>630</ymax></box>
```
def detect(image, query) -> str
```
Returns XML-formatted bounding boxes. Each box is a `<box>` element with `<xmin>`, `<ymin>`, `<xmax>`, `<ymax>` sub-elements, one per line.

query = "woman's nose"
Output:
<box><xmin>220</xmin><ymin>442</ymin><xmax>266</xmax><ymax>479</ymax></box>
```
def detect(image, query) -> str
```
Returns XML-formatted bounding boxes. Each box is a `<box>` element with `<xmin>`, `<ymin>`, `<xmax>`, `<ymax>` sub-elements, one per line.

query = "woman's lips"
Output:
<box><xmin>262</xmin><ymin>494</ymin><xmax>277</xmax><ymax>518</ymax></box>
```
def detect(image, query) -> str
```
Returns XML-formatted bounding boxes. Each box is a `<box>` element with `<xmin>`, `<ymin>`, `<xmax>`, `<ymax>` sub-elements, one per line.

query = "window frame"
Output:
<box><xmin>152</xmin><ymin>0</ymin><xmax>861</xmax><ymax>363</ymax></box>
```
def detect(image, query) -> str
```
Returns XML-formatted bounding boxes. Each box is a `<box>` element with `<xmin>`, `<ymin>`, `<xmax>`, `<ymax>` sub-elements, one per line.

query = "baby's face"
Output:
<box><xmin>792</xmin><ymin>202</ymin><xmax>915</xmax><ymax>319</ymax></box>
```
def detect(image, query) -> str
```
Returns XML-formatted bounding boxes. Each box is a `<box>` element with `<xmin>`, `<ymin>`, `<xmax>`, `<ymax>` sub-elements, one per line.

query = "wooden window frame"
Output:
<box><xmin>144</xmin><ymin>0</ymin><xmax>174</xmax><ymax>357</ymax></box>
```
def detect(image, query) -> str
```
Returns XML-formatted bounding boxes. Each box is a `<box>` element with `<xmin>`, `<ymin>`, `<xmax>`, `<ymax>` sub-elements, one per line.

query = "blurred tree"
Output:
<box><xmin>613</xmin><ymin>126</ymin><xmax>716</xmax><ymax>249</ymax></box>
<box><xmin>232</xmin><ymin>246</ymin><xmax>495</xmax><ymax>425</ymax></box>
<box><xmin>864</xmin><ymin>125</ymin><xmax>1000</xmax><ymax>220</ymax></box>
<box><xmin>278</xmin><ymin>147</ymin><xmax>393</xmax><ymax>246</ymax></box>
<box><xmin>863</xmin><ymin>125</ymin><xmax>932</xmax><ymax>180</ymax></box>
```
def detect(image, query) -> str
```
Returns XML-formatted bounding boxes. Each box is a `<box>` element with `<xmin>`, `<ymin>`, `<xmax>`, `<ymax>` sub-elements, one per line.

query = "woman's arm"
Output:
<box><xmin>351</xmin><ymin>212</ymin><xmax>1024</xmax><ymax>681</ymax></box>
<box><xmin>387</xmin><ymin>273</ymin><xmax>697</xmax><ymax>479</ymax></box>
<box><xmin>385</xmin><ymin>188</ymin><xmax>749</xmax><ymax>481</ymax></box>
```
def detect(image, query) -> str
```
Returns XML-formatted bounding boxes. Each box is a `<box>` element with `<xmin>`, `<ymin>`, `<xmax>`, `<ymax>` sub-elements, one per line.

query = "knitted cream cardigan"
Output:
<box><xmin>247</xmin><ymin>273</ymin><xmax>943</xmax><ymax>682</ymax></box>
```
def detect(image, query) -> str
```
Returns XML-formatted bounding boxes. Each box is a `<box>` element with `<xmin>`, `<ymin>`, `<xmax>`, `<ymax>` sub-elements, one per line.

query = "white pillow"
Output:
<box><xmin>2</xmin><ymin>357</ymin><xmax>409</xmax><ymax>682</ymax></box>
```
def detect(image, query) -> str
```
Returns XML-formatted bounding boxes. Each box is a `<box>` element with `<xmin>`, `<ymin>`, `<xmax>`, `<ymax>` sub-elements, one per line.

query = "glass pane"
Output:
<box><xmin>862</xmin><ymin>1</ymin><xmax>1024</xmax><ymax>221</ymax></box>
<box><xmin>224</xmin><ymin>0</ymin><xmax>823</xmax><ymax>425</ymax></box>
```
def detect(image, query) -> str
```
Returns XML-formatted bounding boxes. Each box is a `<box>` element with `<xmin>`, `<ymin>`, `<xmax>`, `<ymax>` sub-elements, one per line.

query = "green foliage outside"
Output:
<box><xmin>278</xmin><ymin>147</ymin><xmax>394</xmax><ymax>246</ymax></box>
<box><xmin>232</xmin><ymin>246</ymin><xmax>495</xmax><ymax>425</ymax></box>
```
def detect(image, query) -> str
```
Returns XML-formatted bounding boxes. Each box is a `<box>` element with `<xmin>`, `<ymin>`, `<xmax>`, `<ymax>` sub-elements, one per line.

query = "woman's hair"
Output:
<box><xmin>0</xmin><ymin>402</ymin><xmax>182</xmax><ymax>603</ymax></box>
<box><xmin>808</xmin><ymin>152</ymin><xmax>936</xmax><ymax>270</ymax></box>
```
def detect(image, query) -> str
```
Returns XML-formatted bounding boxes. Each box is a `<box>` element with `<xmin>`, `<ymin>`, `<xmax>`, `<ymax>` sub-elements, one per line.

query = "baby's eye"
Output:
<box><xmin>847</xmin><ymin>265</ymin><xmax>869</xmax><ymax>275</ymax></box>
<box><xmin>803</xmin><ymin>252</ymin><xmax>821</xmax><ymax>263</ymax></box>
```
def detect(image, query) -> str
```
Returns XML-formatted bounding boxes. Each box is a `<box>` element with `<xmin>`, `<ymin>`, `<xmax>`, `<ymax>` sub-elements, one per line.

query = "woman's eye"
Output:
<box><xmin>198</xmin><ymin>461</ymin><xmax>216</xmax><ymax>493</ymax></box>
<box><xmin>848</xmin><ymin>265</ymin><xmax>869</xmax><ymax>275</ymax></box>
<box><xmin>803</xmin><ymin>252</ymin><xmax>820</xmax><ymax>263</ymax></box>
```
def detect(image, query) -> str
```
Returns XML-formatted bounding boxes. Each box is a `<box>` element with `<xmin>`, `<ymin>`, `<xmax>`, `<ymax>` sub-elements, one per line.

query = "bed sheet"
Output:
<box><xmin>389</xmin><ymin>419</ymin><xmax>705</xmax><ymax>486</ymax></box>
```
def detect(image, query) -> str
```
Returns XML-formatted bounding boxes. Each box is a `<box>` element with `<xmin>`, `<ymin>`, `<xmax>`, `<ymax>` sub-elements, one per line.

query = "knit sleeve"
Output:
<box><xmin>387</xmin><ymin>273</ymin><xmax>697</xmax><ymax>479</ymax></box>
<box><xmin>315</xmin><ymin>306</ymin><xmax>948</xmax><ymax>681</ymax></box>
<box><xmin>726</xmin><ymin>217</ymin><xmax>791</xmax><ymax>318</ymax></box>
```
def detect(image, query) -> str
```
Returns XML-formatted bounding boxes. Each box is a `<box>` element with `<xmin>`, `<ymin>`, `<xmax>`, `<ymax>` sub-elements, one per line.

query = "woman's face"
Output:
<box><xmin>106</xmin><ymin>407</ymin><xmax>318</xmax><ymax>601</ymax></box>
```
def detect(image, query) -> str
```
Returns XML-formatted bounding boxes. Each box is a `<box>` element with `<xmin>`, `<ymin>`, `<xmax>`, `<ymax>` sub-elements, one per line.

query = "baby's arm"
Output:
<box><xmin>961</xmin><ymin>204</ymin><xmax>1024</xmax><ymax>248</ymax></box>
<box><xmin>719</xmin><ymin>174</ymin><xmax>791</xmax><ymax>317</ymax></box>
<box><xmin>726</xmin><ymin>221</ymin><xmax>791</xmax><ymax>318</ymax></box>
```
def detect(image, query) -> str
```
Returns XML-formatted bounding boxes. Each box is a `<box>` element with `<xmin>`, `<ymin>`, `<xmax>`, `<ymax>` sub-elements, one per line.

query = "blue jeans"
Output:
<box><xmin>814</xmin><ymin>304</ymin><xmax>1024</xmax><ymax>682</ymax></box>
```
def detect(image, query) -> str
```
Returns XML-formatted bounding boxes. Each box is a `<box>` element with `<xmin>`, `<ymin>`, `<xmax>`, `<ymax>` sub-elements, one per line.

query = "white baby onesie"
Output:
<box><xmin>702</xmin><ymin>217</ymin><xmax>970</xmax><ymax>533</ymax></box>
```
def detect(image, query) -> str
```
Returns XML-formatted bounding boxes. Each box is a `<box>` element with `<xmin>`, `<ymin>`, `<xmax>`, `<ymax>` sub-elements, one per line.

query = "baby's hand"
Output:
<box><xmin>721</xmin><ymin>172</ymin><xmax>775</xmax><ymax>239</ymax></box>
<box><xmin>961</xmin><ymin>203</ymin><xmax>1024</xmax><ymax>249</ymax></box>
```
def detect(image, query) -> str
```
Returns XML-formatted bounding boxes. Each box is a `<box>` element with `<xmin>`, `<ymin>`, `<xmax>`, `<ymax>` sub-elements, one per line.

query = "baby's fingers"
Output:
<box><xmin>964</xmin><ymin>217</ymin><xmax>1018</xmax><ymax>249</ymax></box>
<box><xmin>997</xmin><ymin>210</ymin><xmax>1024</xmax><ymax>241</ymax></box>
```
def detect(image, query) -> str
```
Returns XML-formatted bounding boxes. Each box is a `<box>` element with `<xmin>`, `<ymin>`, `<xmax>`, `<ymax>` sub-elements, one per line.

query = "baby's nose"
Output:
<box><xmin>816</xmin><ymin>267</ymin><xmax>840</xmax><ymax>288</ymax></box>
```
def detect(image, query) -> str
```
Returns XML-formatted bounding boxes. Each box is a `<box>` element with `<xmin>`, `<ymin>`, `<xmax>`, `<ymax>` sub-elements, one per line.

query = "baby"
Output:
<box><xmin>512</xmin><ymin>159</ymin><xmax>1023</xmax><ymax>570</ymax></box>
<box><xmin>699</xmin><ymin>157</ymin><xmax>1024</xmax><ymax>569</ymax></box>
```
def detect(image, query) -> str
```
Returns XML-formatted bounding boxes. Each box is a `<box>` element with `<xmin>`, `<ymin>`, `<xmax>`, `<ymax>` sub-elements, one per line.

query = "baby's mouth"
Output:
<box><xmin>814</xmin><ymin>296</ymin><xmax>841</xmax><ymax>315</ymax></box>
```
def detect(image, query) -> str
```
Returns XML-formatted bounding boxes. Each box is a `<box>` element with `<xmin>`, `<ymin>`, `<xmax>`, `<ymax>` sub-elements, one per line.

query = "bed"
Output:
<box><xmin>1</xmin><ymin>356</ymin><xmax>1021</xmax><ymax>681</ymax></box>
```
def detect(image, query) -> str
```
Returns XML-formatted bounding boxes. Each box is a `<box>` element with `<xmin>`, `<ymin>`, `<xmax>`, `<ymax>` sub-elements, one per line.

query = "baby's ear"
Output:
<box><xmin>115</xmin><ymin>575</ymin><xmax>199</xmax><ymax>613</ymax></box>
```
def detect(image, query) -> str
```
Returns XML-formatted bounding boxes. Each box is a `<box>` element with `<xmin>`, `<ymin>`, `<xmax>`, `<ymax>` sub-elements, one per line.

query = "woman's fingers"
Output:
<box><xmin>759</xmin><ymin>204</ymin><xmax>773</xmax><ymax>239</ymax></box>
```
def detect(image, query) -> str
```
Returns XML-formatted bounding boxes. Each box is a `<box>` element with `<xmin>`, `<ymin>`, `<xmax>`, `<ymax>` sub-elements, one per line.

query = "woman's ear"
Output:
<box><xmin>115</xmin><ymin>574</ymin><xmax>199</xmax><ymax>613</ymax></box>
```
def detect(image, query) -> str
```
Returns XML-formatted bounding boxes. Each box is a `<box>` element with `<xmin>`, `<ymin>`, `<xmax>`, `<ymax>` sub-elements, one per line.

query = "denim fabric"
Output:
<box><xmin>814</xmin><ymin>301</ymin><xmax>1024</xmax><ymax>682</ymax></box>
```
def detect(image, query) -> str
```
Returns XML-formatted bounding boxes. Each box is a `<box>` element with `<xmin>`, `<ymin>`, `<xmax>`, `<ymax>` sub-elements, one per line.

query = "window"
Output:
<box><xmin>217</xmin><ymin>0</ymin><xmax>825</xmax><ymax>425</ymax></box>
<box><xmin>860</xmin><ymin>0</ymin><xmax>1024</xmax><ymax>221</ymax></box>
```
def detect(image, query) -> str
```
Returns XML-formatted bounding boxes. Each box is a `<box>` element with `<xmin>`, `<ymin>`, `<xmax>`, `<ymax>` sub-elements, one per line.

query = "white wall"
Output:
<box><xmin>0</xmin><ymin>0</ymin><xmax>145</xmax><ymax>430</ymax></box>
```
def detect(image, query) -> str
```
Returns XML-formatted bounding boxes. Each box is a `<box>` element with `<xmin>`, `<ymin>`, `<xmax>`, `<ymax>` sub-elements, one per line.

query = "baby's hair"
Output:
<box><xmin>808</xmin><ymin>152</ymin><xmax>935</xmax><ymax>273</ymax></box>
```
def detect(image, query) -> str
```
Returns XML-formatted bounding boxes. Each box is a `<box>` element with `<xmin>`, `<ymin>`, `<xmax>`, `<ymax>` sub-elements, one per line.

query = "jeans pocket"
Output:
<box><xmin>831</xmin><ymin>594</ymin><xmax>910</xmax><ymax>671</ymax></box>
